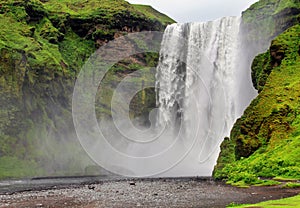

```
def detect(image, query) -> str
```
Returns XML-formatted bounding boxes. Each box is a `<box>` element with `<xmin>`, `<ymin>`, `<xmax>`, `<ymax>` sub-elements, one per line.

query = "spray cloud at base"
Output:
<box><xmin>72</xmin><ymin>17</ymin><xmax>258</xmax><ymax>177</ymax></box>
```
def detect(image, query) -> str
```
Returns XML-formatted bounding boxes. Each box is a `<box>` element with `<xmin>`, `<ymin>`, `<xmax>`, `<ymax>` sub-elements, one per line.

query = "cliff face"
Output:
<box><xmin>214</xmin><ymin>0</ymin><xmax>300</xmax><ymax>186</ymax></box>
<box><xmin>241</xmin><ymin>0</ymin><xmax>300</xmax><ymax>56</ymax></box>
<box><xmin>0</xmin><ymin>0</ymin><xmax>174</xmax><ymax>178</ymax></box>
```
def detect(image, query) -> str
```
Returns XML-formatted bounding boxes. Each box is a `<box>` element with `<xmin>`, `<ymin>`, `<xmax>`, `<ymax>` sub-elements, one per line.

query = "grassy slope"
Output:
<box><xmin>243</xmin><ymin>0</ymin><xmax>300</xmax><ymax>22</ymax></box>
<box><xmin>0</xmin><ymin>0</ymin><xmax>173</xmax><ymax>74</ymax></box>
<box><xmin>43</xmin><ymin>0</ymin><xmax>175</xmax><ymax>24</ymax></box>
<box><xmin>229</xmin><ymin>194</ymin><xmax>300</xmax><ymax>207</ymax></box>
<box><xmin>241</xmin><ymin>0</ymin><xmax>300</xmax><ymax>54</ymax></box>
<box><xmin>132</xmin><ymin>4</ymin><xmax>175</xmax><ymax>25</ymax></box>
<box><xmin>0</xmin><ymin>0</ymin><xmax>173</xmax><ymax>179</ymax></box>
<box><xmin>214</xmin><ymin>24</ymin><xmax>300</xmax><ymax>186</ymax></box>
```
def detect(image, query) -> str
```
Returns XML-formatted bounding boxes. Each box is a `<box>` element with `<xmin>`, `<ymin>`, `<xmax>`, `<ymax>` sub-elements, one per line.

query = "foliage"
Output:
<box><xmin>282</xmin><ymin>182</ymin><xmax>300</xmax><ymax>188</ymax></box>
<box><xmin>132</xmin><ymin>4</ymin><xmax>175</xmax><ymax>25</ymax></box>
<box><xmin>214</xmin><ymin>24</ymin><xmax>300</xmax><ymax>185</ymax></box>
<box><xmin>96</xmin><ymin>52</ymin><xmax>159</xmax><ymax>120</ymax></box>
<box><xmin>242</xmin><ymin>0</ymin><xmax>300</xmax><ymax>23</ymax></box>
<box><xmin>251</xmin><ymin>52</ymin><xmax>272</xmax><ymax>92</ymax></box>
<box><xmin>58</xmin><ymin>30</ymin><xmax>95</xmax><ymax>74</ymax></box>
<box><xmin>0</xmin><ymin>156</ymin><xmax>44</xmax><ymax>179</ymax></box>
<box><xmin>0</xmin><ymin>0</ymin><xmax>171</xmax><ymax>179</ymax></box>
<box><xmin>241</xmin><ymin>0</ymin><xmax>300</xmax><ymax>56</ymax></box>
<box><xmin>228</xmin><ymin>194</ymin><xmax>300</xmax><ymax>207</ymax></box>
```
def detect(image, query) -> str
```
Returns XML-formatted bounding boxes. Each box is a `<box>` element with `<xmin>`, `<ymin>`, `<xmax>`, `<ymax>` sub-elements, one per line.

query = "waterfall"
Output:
<box><xmin>73</xmin><ymin>16</ymin><xmax>256</xmax><ymax>177</ymax></box>
<box><xmin>155</xmin><ymin>17</ymin><xmax>256</xmax><ymax>175</ymax></box>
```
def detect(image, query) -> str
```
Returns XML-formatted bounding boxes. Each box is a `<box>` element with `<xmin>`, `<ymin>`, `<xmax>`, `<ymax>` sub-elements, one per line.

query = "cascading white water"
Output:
<box><xmin>73</xmin><ymin>16</ymin><xmax>257</xmax><ymax>177</ymax></box>
<box><xmin>155</xmin><ymin>17</ymin><xmax>256</xmax><ymax>175</ymax></box>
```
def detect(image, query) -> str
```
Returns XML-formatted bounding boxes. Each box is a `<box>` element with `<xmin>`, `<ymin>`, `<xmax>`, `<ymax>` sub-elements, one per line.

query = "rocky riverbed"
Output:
<box><xmin>0</xmin><ymin>177</ymin><xmax>299</xmax><ymax>208</ymax></box>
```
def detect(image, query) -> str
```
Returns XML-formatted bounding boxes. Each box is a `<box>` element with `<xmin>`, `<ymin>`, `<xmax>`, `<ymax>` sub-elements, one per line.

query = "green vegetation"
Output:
<box><xmin>241</xmin><ymin>0</ymin><xmax>300</xmax><ymax>53</ymax></box>
<box><xmin>96</xmin><ymin>53</ymin><xmax>159</xmax><ymax>121</ymax></box>
<box><xmin>282</xmin><ymin>182</ymin><xmax>300</xmax><ymax>188</ymax></box>
<box><xmin>243</xmin><ymin>0</ymin><xmax>300</xmax><ymax>22</ymax></box>
<box><xmin>132</xmin><ymin>4</ymin><xmax>175</xmax><ymax>25</ymax></box>
<box><xmin>214</xmin><ymin>24</ymin><xmax>300</xmax><ymax>185</ymax></box>
<box><xmin>0</xmin><ymin>156</ymin><xmax>44</xmax><ymax>179</ymax></box>
<box><xmin>227</xmin><ymin>194</ymin><xmax>300</xmax><ymax>208</ymax></box>
<box><xmin>0</xmin><ymin>0</ymin><xmax>172</xmax><ymax>179</ymax></box>
<box><xmin>42</xmin><ymin>0</ymin><xmax>132</xmax><ymax>16</ymax></box>
<box><xmin>273</xmin><ymin>176</ymin><xmax>299</xmax><ymax>181</ymax></box>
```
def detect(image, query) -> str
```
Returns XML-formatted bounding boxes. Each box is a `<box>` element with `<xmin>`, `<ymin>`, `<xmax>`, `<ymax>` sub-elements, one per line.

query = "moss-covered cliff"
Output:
<box><xmin>0</xmin><ymin>0</ymin><xmax>174</xmax><ymax>179</ymax></box>
<box><xmin>241</xmin><ymin>0</ymin><xmax>300</xmax><ymax>55</ymax></box>
<box><xmin>214</xmin><ymin>6</ymin><xmax>300</xmax><ymax>186</ymax></box>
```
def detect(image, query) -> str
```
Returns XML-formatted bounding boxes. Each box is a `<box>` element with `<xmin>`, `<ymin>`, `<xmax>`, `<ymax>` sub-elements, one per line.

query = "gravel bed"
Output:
<box><xmin>0</xmin><ymin>178</ymin><xmax>299</xmax><ymax>208</ymax></box>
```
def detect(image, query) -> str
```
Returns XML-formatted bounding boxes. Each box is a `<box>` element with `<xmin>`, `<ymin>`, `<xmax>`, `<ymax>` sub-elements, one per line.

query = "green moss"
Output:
<box><xmin>251</xmin><ymin>52</ymin><xmax>272</xmax><ymax>92</ymax></box>
<box><xmin>275</xmin><ymin>0</ymin><xmax>300</xmax><ymax>14</ymax></box>
<box><xmin>228</xmin><ymin>194</ymin><xmax>300</xmax><ymax>208</ymax></box>
<box><xmin>132</xmin><ymin>4</ymin><xmax>175</xmax><ymax>25</ymax></box>
<box><xmin>273</xmin><ymin>176</ymin><xmax>300</xmax><ymax>181</ymax></box>
<box><xmin>0</xmin><ymin>0</ymin><xmax>171</xmax><ymax>179</ymax></box>
<box><xmin>241</xmin><ymin>0</ymin><xmax>300</xmax><ymax>56</ymax></box>
<box><xmin>96</xmin><ymin>53</ymin><xmax>159</xmax><ymax>121</ymax></box>
<box><xmin>36</xmin><ymin>18</ymin><xmax>64</xmax><ymax>43</ymax></box>
<box><xmin>58</xmin><ymin>30</ymin><xmax>95</xmax><ymax>74</ymax></box>
<box><xmin>213</xmin><ymin>137</ymin><xmax>235</xmax><ymax>179</ymax></box>
<box><xmin>243</xmin><ymin>0</ymin><xmax>300</xmax><ymax>23</ymax></box>
<box><xmin>41</xmin><ymin>0</ymin><xmax>134</xmax><ymax>16</ymax></box>
<box><xmin>282</xmin><ymin>182</ymin><xmax>300</xmax><ymax>188</ymax></box>
<box><xmin>214</xmin><ymin>24</ymin><xmax>300</xmax><ymax>185</ymax></box>
<box><xmin>0</xmin><ymin>156</ymin><xmax>44</xmax><ymax>179</ymax></box>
